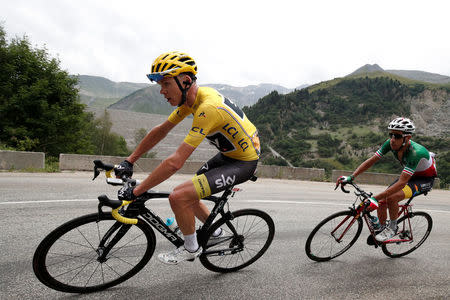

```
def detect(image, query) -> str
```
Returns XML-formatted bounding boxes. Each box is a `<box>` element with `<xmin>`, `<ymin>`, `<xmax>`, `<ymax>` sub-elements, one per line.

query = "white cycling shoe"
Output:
<box><xmin>157</xmin><ymin>246</ymin><xmax>202</xmax><ymax>265</ymax></box>
<box><xmin>375</xmin><ymin>226</ymin><xmax>397</xmax><ymax>242</ymax></box>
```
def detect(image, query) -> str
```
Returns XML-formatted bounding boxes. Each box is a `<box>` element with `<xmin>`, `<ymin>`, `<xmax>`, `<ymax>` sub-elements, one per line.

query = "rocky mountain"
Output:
<box><xmin>347</xmin><ymin>64</ymin><xmax>450</xmax><ymax>84</ymax></box>
<box><xmin>75</xmin><ymin>75</ymin><xmax>149</xmax><ymax>108</ymax></box>
<box><xmin>348</xmin><ymin>64</ymin><xmax>385</xmax><ymax>76</ymax></box>
<box><xmin>107</xmin><ymin>83</ymin><xmax>306</xmax><ymax>115</ymax></box>
<box><xmin>205</xmin><ymin>83</ymin><xmax>304</xmax><ymax>107</ymax></box>
<box><xmin>385</xmin><ymin>70</ymin><xmax>450</xmax><ymax>84</ymax></box>
<box><xmin>242</xmin><ymin>74</ymin><xmax>449</xmax><ymax>185</ymax></box>
<box><xmin>108</xmin><ymin>85</ymin><xmax>172</xmax><ymax>115</ymax></box>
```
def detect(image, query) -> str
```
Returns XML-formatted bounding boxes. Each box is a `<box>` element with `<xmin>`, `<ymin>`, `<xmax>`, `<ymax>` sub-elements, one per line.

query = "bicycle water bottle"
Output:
<box><xmin>165</xmin><ymin>217</ymin><xmax>181</xmax><ymax>236</ymax></box>
<box><xmin>165</xmin><ymin>217</ymin><xmax>177</xmax><ymax>231</ymax></box>
<box><xmin>368</xmin><ymin>215</ymin><xmax>381</xmax><ymax>231</ymax></box>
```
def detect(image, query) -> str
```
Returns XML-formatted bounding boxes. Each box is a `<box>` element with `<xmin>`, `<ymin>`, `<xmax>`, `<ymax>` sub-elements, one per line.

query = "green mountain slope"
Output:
<box><xmin>75</xmin><ymin>75</ymin><xmax>149</xmax><ymax>108</ymax></box>
<box><xmin>243</xmin><ymin>75</ymin><xmax>449</xmax><ymax>186</ymax></box>
<box><xmin>108</xmin><ymin>85</ymin><xmax>173</xmax><ymax>115</ymax></box>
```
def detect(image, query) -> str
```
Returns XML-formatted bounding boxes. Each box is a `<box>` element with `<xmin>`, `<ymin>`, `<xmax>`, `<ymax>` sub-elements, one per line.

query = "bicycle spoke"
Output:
<box><xmin>305</xmin><ymin>211</ymin><xmax>362</xmax><ymax>262</ymax></box>
<box><xmin>33</xmin><ymin>214</ymin><xmax>155</xmax><ymax>293</ymax></box>
<box><xmin>382</xmin><ymin>212</ymin><xmax>432</xmax><ymax>258</ymax></box>
<box><xmin>200</xmin><ymin>210</ymin><xmax>274</xmax><ymax>272</ymax></box>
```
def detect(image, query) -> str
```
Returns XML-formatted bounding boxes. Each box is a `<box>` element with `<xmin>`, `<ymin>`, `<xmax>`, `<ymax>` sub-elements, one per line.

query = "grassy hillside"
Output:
<box><xmin>76</xmin><ymin>75</ymin><xmax>149</xmax><ymax>109</ymax></box>
<box><xmin>243</xmin><ymin>76</ymin><xmax>450</xmax><ymax>187</ymax></box>
<box><xmin>108</xmin><ymin>85</ymin><xmax>172</xmax><ymax>115</ymax></box>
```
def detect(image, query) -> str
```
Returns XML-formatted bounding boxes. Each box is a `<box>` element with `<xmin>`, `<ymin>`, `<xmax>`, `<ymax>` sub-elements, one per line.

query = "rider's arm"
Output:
<box><xmin>133</xmin><ymin>142</ymin><xmax>196</xmax><ymax>196</ymax></box>
<box><xmin>373</xmin><ymin>172</ymin><xmax>410</xmax><ymax>200</ymax></box>
<box><xmin>127</xmin><ymin>120</ymin><xmax>176</xmax><ymax>164</ymax></box>
<box><xmin>351</xmin><ymin>154</ymin><xmax>380</xmax><ymax>179</ymax></box>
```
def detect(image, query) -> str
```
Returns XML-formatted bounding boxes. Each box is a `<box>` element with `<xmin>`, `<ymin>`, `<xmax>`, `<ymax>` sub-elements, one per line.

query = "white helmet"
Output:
<box><xmin>388</xmin><ymin>117</ymin><xmax>415</xmax><ymax>134</ymax></box>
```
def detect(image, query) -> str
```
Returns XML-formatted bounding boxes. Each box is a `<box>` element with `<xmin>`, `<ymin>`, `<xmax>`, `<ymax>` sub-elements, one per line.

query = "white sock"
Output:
<box><xmin>389</xmin><ymin>220</ymin><xmax>397</xmax><ymax>230</ymax></box>
<box><xmin>212</xmin><ymin>227</ymin><xmax>222</xmax><ymax>237</ymax></box>
<box><xmin>183</xmin><ymin>233</ymin><xmax>199</xmax><ymax>252</ymax></box>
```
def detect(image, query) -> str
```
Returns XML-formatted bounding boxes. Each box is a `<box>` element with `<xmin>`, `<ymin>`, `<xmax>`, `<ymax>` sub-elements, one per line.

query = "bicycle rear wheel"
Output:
<box><xmin>33</xmin><ymin>213</ymin><xmax>156</xmax><ymax>293</ymax></box>
<box><xmin>305</xmin><ymin>210</ymin><xmax>363</xmax><ymax>262</ymax></box>
<box><xmin>199</xmin><ymin>209</ymin><xmax>275</xmax><ymax>273</ymax></box>
<box><xmin>382</xmin><ymin>211</ymin><xmax>432</xmax><ymax>258</ymax></box>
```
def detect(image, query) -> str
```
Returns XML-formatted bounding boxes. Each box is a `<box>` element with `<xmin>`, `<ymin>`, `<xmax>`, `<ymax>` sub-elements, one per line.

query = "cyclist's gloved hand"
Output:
<box><xmin>336</xmin><ymin>175</ymin><xmax>354</xmax><ymax>185</ymax></box>
<box><xmin>115</xmin><ymin>160</ymin><xmax>133</xmax><ymax>179</ymax></box>
<box><xmin>118</xmin><ymin>185</ymin><xmax>137</xmax><ymax>201</ymax></box>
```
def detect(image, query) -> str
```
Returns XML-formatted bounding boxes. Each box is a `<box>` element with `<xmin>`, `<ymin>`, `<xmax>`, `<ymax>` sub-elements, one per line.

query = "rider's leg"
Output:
<box><xmin>376</xmin><ymin>200</ymin><xmax>388</xmax><ymax>225</ymax></box>
<box><xmin>377</xmin><ymin>190</ymin><xmax>404</xmax><ymax>225</ymax></box>
<box><xmin>169</xmin><ymin>180</ymin><xmax>200</xmax><ymax>236</ymax></box>
<box><xmin>385</xmin><ymin>189</ymin><xmax>405</xmax><ymax>222</ymax></box>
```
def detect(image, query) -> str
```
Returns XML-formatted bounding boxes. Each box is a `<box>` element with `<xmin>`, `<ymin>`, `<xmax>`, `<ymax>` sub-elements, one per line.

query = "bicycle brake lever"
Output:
<box><xmin>93</xmin><ymin>166</ymin><xmax>100</xmax><ymax>181</ymax></box>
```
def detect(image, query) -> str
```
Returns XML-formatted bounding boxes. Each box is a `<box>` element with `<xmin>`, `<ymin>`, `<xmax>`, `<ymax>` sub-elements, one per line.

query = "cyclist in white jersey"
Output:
<box><xmin>337</xmin><ymin>118</ymin><xmax>437</xmax><ymax>241</ymax></box>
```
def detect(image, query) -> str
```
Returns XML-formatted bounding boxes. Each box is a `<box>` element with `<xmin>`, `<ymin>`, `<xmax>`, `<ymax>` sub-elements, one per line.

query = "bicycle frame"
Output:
<box><xmin>98</xmin><ymin>186</ymin><xmax>237</xmax><ymax>252</ymax></box>
<box><xmin>331</xmin><ymin>198</ymin><xmax>416</xmax><ymax>245</ymax></box>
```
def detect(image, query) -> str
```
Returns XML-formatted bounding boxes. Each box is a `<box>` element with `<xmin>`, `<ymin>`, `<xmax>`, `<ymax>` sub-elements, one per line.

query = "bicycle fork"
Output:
<box><xmin>96</xmin><ymin>222</ymin><xmax>132</xmax><ymax>262</ymax></box>
<box><xmin>331</xmin><ymin>214</ymin><xmax>357</xmax><ymax>243</ymax></box>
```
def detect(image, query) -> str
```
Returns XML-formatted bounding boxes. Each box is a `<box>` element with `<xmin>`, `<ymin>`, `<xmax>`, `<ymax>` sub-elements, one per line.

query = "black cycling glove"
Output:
<box><xmin>115</xmin><ymin>160</ymin><xmax>133</xmax><ymax>178</ymax></box>
<box><xmin>118</xmin><ymin>185</ymin><xmax>137</xmax><ymax>201</ymax></box>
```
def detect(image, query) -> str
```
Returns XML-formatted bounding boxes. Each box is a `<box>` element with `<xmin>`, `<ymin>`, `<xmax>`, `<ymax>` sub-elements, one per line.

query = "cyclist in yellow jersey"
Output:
<box><xmin>115</xmin><ymin>51</ymin><xmax>260</xmax><ymax>264</ymax></box>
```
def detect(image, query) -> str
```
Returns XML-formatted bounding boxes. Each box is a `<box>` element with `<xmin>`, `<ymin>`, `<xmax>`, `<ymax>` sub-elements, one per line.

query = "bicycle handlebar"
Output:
<box><xmin>335</xmin><ymin>181</ymin><xmax>372</xmax><ymax>199</ymax></box>
<box><xmin>93</xmin><ymin>160</ymin><xmax>139</xmax><ymax>224</ymax></box>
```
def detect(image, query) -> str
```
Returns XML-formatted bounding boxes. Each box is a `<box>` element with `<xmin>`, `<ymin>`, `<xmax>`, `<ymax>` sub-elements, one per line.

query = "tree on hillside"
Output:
<box><xmin>91</xmin><ymin>111</ymin><xmax>128</xmax><ymax>156</ymax></box>
<box><xmin>0</xmin><ymin>24</ymin><xmax>94</xmax><ymax>156</ymax></box>
<box><xmin>133</xmin><ymin>128</ymin><xmax>156</xmax><ymax>158</ymax></box>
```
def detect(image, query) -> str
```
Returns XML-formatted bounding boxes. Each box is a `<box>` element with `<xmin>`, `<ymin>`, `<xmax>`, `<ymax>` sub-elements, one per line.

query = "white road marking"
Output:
<box><xmin>1</xmin><ymin>198</ymin><xmax>449</xmax><ymax>214</ymax></box>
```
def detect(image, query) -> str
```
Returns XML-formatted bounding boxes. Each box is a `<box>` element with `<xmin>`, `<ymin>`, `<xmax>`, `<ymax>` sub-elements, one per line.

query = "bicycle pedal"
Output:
<box><xmin>366</xmin><ymin>235</ymin><xmax>377</xmax><ymax>247</ymax></box>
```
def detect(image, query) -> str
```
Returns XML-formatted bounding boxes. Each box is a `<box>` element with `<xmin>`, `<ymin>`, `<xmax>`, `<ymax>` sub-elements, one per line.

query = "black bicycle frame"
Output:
<box><xmin>118</xmin><ymin>187</ymin><xmax>235</xmax><ymax>248</ymax></box>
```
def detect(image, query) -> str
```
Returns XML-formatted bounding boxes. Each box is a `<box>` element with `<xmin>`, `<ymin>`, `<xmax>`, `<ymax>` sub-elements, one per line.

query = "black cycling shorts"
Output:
<box><xmin>390</xmin><ymin>176</ymin><xmax>435</xmax><ymax>199</ymax></box>
<box><xmin>191</xmin><ymin>153</ymin><xmax>258</xmax><ymax>199</ymax></box>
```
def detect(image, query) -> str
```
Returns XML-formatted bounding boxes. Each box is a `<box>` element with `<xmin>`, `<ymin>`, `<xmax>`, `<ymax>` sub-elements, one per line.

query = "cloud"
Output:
<box><xmin>2</xmin><ymin>0</ymin><xmax>449</xmax><ymax>87</ymax></box>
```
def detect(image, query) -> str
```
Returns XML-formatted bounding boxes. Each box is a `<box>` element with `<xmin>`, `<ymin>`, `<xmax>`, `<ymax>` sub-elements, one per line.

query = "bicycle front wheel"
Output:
<box><xmin>33</xmin><ymin>213</ymin><xmax>156</xmax><ymax>293</ymax></box>
<box><xmin>199</xmin><ymin>209</ymin><xmax>275</xmax><ymax>273</ymax></box>
<box><xmin>305</xmin><ymin>210</ymin><xmax>363</xmax><ymax>262</ymax></box>
<box><xmin>382</xmin><ymin>211</ymin><xmax>432</xmax><ymax>258</ymax></box>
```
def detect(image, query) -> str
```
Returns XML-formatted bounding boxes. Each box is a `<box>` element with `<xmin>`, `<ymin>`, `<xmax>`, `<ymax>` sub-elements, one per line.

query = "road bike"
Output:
<box><xmin>305</xmin><ymin>181</ymin><xmax>432</xmax><ymax>262</ymax></box>
<box><xmin>33</xmin><ymin>160</ymin><xmax>275</xmax><ymax>293</ymax></box>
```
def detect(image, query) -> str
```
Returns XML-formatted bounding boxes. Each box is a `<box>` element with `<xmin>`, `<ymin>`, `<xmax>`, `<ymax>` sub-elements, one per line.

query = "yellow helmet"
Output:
<box><xmin>147</xmin><ymin>51</ymin><xmax>197</xmax><ymax>82</ymax></box>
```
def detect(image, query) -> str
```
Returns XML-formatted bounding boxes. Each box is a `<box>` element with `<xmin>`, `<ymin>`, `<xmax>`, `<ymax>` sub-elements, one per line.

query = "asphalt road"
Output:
<box><xmin>1</xmin><ymin>172</ymin><xmax>449</xmax><ymax>299</ymax></box>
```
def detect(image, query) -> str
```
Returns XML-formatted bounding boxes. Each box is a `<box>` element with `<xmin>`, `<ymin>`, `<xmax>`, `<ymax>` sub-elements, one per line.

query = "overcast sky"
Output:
<box><xmin>2</xmin><ymin>0</ymin><xmax>450</xmax><ymax>88</ymax></box>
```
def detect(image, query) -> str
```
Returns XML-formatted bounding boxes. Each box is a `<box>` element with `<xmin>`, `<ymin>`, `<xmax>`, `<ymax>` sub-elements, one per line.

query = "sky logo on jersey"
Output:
<box><xmin>215</xmin><ymin>174</ymin><xmax>236</xmax><ymax>188</ymax></box>
<box><xmin>191</xmin><ymin>127</ymin><xmax>206</xmax><ymax>135</ymax></box>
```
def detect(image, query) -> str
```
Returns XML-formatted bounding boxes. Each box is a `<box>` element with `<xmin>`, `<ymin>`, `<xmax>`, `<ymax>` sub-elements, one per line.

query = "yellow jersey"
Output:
<box><xmin>167</xmin><ymin>87</ymin><xmax>260</xmax><ymax>161</ymax></box>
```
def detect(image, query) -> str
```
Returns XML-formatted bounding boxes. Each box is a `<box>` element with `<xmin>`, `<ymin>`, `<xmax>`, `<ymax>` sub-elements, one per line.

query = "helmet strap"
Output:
<box><xmin>174</xmin><ymin>76</ymin><xmax>193</xmax><ymax>107</ymax></box>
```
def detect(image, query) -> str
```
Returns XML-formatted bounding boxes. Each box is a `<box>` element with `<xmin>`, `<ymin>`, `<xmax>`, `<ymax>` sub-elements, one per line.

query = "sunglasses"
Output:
<box><xmin>146</xmin><ymin>67</ymin><xmax>179</xmax><ymax>82</ymax></box>
<box><xmin>389</xmin><ymin>133</ymin><xmax>405</xmax><ymax>139</ymax></box>
<box><xmin>146</xmin><ymin>73</ymin><xmax>164</xmax><ymax>82</ymax></box>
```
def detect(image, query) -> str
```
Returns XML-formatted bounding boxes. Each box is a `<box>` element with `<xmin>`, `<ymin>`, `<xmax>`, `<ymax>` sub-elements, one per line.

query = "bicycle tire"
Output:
<box><xmin>33</xmin><ymin>213</ymin><xmax>156</xmax><ymax>293</ymax></box>
<box><xmin>305</xmin><ymin>210</ymin><xmax>363</xmax><ymax>262</ymax></box>
<box><xmin>199</xmin><ymin>209</ymin><xmax>275</xmax><ymax>273</ymax></box>
<box><xmin>381</xmin><ymin>211</ymin><xmax>432</xmax><ymax>258</ymax></box>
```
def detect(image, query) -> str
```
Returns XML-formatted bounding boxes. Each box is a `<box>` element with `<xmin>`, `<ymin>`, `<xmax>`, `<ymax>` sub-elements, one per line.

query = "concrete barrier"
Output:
<box><xmin>59</xmin><ymin>153</ymin><xmax>326</xmax><ymax>181</ymax></box>
<box><xmin>59</xmin><ymin>153</ymin><xmax>205</xmax><ymax>174</ymax></box>
<box><xmin>256</xmin><ymin>164</ymin><xmax>325</xmax><ymax>181</ymax></box>
<box><xmin>0</xmin><ymin>150</ymin><xmax>45</xmax><ymax>170</ymax></box>
<box><xmin>332</xmin><ymin>170</ymin><xmax>440</xmax><ymax>188</ymax></box>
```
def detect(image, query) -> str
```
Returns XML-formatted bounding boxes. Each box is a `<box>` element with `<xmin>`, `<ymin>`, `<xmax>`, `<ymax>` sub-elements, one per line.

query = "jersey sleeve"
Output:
<box><xmin>183</xmin><ymin>104</ymin><xmax>222</xmax><ymax>148</ymax></box>
<box><xmin>167</xmin><ymin>106</ymin><xmax>190</xmax><ymax>125</ymax></box>
<box><xmin>374</xmin><ymin>139</ymin><xmax>391</xmax><ymax>158</ymax></box>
